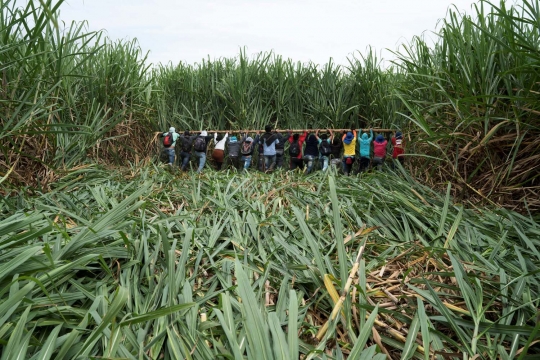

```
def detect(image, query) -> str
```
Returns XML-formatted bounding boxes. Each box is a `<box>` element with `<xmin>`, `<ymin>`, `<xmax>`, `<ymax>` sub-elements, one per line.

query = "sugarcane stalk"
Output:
<box><xmin>315</xmin><ymin>243</ymin><xmax>366</xmax><ymax>341</ymax></box>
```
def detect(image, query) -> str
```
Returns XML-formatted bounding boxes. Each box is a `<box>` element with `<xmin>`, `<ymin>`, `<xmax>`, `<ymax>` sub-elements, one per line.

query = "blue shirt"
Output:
<box><xmin>260</xmin><ymin>136</ymin><xmax>279</xmax><ymax>156</ymax></box>
<box><xmin>359</xmin><ymin>129</ymin><xmax>373</xmax><ymax>157</ymax></box>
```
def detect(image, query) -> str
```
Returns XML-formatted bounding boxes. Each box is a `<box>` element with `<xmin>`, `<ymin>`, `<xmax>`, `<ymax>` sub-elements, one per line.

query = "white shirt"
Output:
<box><xmin>214</xmin><ymin>133</ymin><xmax>228</xmax><ymax>150</ymax></box>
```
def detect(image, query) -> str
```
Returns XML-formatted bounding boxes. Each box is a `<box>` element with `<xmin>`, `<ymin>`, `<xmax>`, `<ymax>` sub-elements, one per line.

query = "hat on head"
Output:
<box><xmin>396</xmin><ymin>131</ymin><xmax>403</xmax><ymax>139</ymax></box>
<box><xmin>230</xmin><ymin>136</ymin><xmax>237</xmax><ymax>142</ymax></box>
<box><xmin>201</xmin><ymin>131</ymin><xmax>208</xmax><ymax>137</ymax></box>
<box><xmin>246</xmin><ymin>137</ymin><xmax>253</xmax><ymax>142</ymax></box>
<box><xmin>376</xmin><ymin>134</ymin><xmax>385</xmax><ymax>143</ymax></box>
<box><xmin>169</xmin><ymin>127</ymin><xmax>175</xmax><ymax>133</ymax></box>
<box><xmin>184</xmin><ymin>130</ymin><xmax>189</xmax><ymax>136</ymax></box>
<box><xmin>344</xmin><ymin>132</ymin><xmax>354</xmax><ymax>145</ymax></box>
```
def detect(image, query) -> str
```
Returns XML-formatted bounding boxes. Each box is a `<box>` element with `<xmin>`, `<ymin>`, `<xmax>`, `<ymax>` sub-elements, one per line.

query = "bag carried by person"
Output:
<box><xmin>194</xmin><ymin>137</ymin><xmax>206</xmax><ymax>152</ymax></box>
<box><xmin>241</xmin><ymin>142</ymin><xmax>252</xmax><ymax>155</ymax></box>
<box><xmin>345</xmin><ymin>157</ymin><xmax>354</xmax><ymax>165</ymax></box>
<box><xmin>319</xmin><ymin>140</ymin><xmax>331</xmax><ymax>156</ymax></box>
<box><xmin>181</xmin><ymin>137</ymin><xmax>193</xmax><ymax>152</ymax></box>
<box><xmin>289</xmin><ymin>141</ymin><xmax>300</xmax><ymax>157</ymax></box>
<box><xmin>163</xmin><ymin>133</ymin><xmax>173</xmax><ymax>147</ymax></box>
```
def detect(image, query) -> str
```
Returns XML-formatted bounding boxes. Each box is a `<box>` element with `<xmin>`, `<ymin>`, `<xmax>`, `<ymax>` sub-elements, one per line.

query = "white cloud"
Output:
<box><xmin>58</xmin><ymin>0</ymin><xmax>487</xmax><ymax>67</ymax></box>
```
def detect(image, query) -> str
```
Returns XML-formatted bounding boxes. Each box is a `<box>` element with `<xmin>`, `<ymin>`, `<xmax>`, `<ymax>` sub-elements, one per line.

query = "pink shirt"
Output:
<box><xmin>373</xmin><ymin>140</ymin><xmax>388</xmax><ymax>158</ymax></box>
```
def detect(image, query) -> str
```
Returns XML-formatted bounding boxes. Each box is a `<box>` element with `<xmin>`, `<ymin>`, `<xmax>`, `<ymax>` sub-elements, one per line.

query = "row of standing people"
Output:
<box><xmin>160</xmin><ymin>125</ymin><xmax>405</xmax><ymax>174</ymax></box>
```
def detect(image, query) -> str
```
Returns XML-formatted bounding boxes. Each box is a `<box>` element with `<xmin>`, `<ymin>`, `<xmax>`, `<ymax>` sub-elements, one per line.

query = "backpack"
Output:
<box><xmin>319</xmin><ymin>140</ymin><xmax>331</xmax><ymax>156</ymax></box>
<box><xmin>241</xmin><ymin>142</ymin><xmax>252</xmax><ymax>155</ymax></box>
<box><xmin>181</xmin><ymin>137</ymin><xmax>192</xmax><ymax>152</ymax></box>
<box><xmin>289</xmin><ymin>141</ymin><xmax>300</xmax><ymax>157</ymax></box>
<box><xmin>194</xmin><ymin>137</ymin><xmax>206</xmax><ymax>152</ymax></box>
<box><xmin>163</xmin><ymin>133</ymin><xmax>173</xmax><ymax>147</ymax></box>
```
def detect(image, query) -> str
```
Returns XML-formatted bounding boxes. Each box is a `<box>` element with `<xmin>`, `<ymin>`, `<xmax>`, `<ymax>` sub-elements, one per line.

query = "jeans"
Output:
<box><xmin>179</xmin><ymin>151</ymin><xmax>191</xmax><ymax>170</ymax></box>
<box><xmin>165</xmin><ymin>148</ymin><xmax>175</xmax><ymax>165</ymax></box>
<box><xmin>275</xmin><ymin>151</ymin><xmax>284</xmax><ymax>169</ymax></box>
<box><xmin>264</xmin><ymin>155</ymin><xmax>276</xmax><ymax>171</ymax></box>
<box><xmin>241</xmin><ymin>155</ymin><xmax>252</xmax><ymax>170</ymax></box>
<box><xmin>304</xmin><ymin>155</ymin><xmax>316</xmax><ymax>173</ymax></box>
<box><xmin>342</xmin><ymin>156</ymin><xmax>354</xmax><ymax>175</ymax></box>
<box><xmin>359</xmin><ymin>156</ymin><xmax>370</xmax><ymax>173</ymax></box>
<box><xmin>227</xmin><ymin>156</ymin><xmax>240</xmax><ymax>169</ymax></box>
<box><xmin>373</xmin><ymin>156</ymin><xmax>385</xmax><ymax>170</ymax></box>
<box><xmin>290</xmin><ymin>157</ymin><xmax>304</xmax><ymax>170</ymax></box>
<box><xmin>258</xmin><ymin>153</ymin><xmax>264</xmax><ymax>171</ymax></box>
<box><xmin>320</xmin><ymin>156</ymin><xmax>329</xmax><ymax>171</ymax></box>
<box><xmin>194</xmin><ymin>151</ymin><xmax>206</xmax><ymax>172</ymax></box>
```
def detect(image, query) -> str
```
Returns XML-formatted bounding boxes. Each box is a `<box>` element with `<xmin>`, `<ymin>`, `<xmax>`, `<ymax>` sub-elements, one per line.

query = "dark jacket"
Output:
<box><xmin>331</xmin><ymin>138</ymin><xmax>343</xmax><ymax>158</ymax></box>
<box><xmin>227</xmin><ymin>139</ymin><xmax>241</xmax><ymax>157</ymax></box>
<box><xmin>195</xmin><ymin>135</ymin><xmax>214</xmax><ymax>151</ymax></box>
<box><xmin>275</xmin><ymin>133</ymin><xmax>285</xmax><ymax>153</ymax></box>
<box><xmin>304</xmin><ymin>135</ymin><xmax>319</xmax><ymax>157</ymax></box>
<box><xmin>179</xmin><ymin>135</ymin><xmax>197</xmax><ymax>152</ymax></box>
<box><xmin>240</xmin><ymin>135</ymin><xmax>260</xmax><ymax>156</ymax></box>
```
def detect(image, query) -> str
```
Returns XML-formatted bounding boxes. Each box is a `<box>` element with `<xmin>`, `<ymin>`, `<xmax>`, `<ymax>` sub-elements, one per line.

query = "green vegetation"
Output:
<box><xmin>1</xmin><ymin>0</ymin><xmax>540</xmax><ymax>358</ymax></box>
<box><xmin>1</xmin><ymin>166</ymin><xmax>539</xmax><ymax>358</ymax></box>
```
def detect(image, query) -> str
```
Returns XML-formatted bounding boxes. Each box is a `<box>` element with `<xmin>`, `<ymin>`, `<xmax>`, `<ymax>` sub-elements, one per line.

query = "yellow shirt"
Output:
<box><xmin>342</xmin><ymin>130</ymin><xmax>357</xmax><ymax>156</ymax></box>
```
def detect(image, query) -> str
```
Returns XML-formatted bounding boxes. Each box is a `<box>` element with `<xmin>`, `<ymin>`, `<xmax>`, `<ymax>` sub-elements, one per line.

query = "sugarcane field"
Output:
<box><xmin>1</xmin><ymin>0</ymin><xmax>540</xmax><ymax>359</ymax></box>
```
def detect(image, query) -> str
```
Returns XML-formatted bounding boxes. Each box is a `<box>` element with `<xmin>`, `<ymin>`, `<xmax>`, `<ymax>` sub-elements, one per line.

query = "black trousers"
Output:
<box><xmin>276</xmin><ymin>152</ymin><xmax>285</xmax><ymax>169</ymax></box>
<box><xmin>226</xmin><ymin>156</ymin><xmax>240</xmax><ymax>169</ymax></box>
<box><xmin>258</xmin><ymin>153</ymin><xmax>264</xmax><ymax>171</ymax></box>
<box><xmin>290</xmin><ymin>157</ymin><xmax>304</xmax><ymax>170</ymax></box>
<box><xmin>358</xmin><ymin>156</ymin><xmax>370</xmax><ymax>173</ymax></box>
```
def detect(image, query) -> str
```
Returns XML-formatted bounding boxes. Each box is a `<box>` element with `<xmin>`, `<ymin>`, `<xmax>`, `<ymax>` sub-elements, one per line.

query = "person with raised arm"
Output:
<box><xmin>358</xmin><ymin>128</ymin><xmax>373</xmax><ymax>173</ymax></box>
<box><xmin>259</xmin><ymin>124</ymin><xmax>280</xmax><ymax>172</ymax></box>
<box><xmin>193</xmin><ymin>130</ymin><xmax>214</xmax><ymax>173</ymax></box>
<box><xmin>391</xmin><ymin>131</ymin><xmax>406</xmax><ymax>168</ymax></box>
<box><xmin>373</xmin><ymin>133</ymin><xmax>389</xmax><ymax>170</ymax></box>
<box><xmin>226</xmin><ymin>134</ymin><xmax>242</xmax><ymax>170</ymax></box>
<box><xmin>329</xmin><ymin>129</ymin><xmax>343</xmax><ymax>170</ymax></box>
<box><xmin>240</xmin><ymin>132</ymin><xmax>260</xmax><ymax>171</ymax></box>
<box><xmin>212</xmin><ymin>132</ymin><xmax>228</xmax><ymax>170</ymax></box>
<box><xmin>160</xmin><ymin>127</ymin><xmax>181</xmax><ymax>167</ymax></box>
<box><xmin>316</xmin><ymin>129</ymin><xmax>332</xmax><ymax>171</ymax></box>
<box><xmin>288</xmin><ymin>129</ymin><xmax>308</xmax><ymax>171</ymax></box>
<box><xmin>274</xmin><ymin>130</ymin><xmax>286</xmax><ymax>169</ymax></box>
<box><xmin>303</xmin><ymin>129</ymin><xmax>320</xmax><ymax>174</ymax></box>
<box><xmin>341</xmin><ymin>128</ymin><xmax>357</xmax><ymax>176</ymax></box>
<box><xmin>178</xmin><ymin>130</ymin><xmax>197</xmax><ymax>171</ymax></box>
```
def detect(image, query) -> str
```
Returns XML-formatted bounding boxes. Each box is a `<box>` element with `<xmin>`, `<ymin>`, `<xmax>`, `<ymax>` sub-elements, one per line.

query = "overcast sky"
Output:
<box><xmin>57</xmin><ymin>0</ymin><xmax>485</xmax><ymax>67</ymax></box>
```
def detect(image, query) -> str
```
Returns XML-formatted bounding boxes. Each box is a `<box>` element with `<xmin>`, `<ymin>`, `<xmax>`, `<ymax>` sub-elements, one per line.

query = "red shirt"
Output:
<box><xmin>288</xmin><ymin>131</ymin><xmax>307</xmax><ymax>159</ymax></box>
<box><xmin>391</xmin><ymin>137</ymin><xmax>405</xmax><ymax>159</ymax></box>
<box><xmin>373</xmin><ymin>140</ymin><xmax>388</xmax><ymax>158</ymax></box>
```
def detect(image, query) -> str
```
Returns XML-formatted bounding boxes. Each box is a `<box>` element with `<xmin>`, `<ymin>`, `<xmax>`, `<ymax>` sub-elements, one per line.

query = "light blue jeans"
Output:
<box><xmin>241</xmin><ymin>155</ymin><xmax>252</xmax><ymax>170</ymax></box>
<box><xmin>165</xmin><ymin>148</ymin><xmax>175</xmax><ymax>165</ymax></box>
<box><xmin>264</xmin><ymin>155</ymin><xmax>277</xmax><ymax>170</ymax></box>
<box><xmin>320</xmin><ymin>156</ymin><xmax>329</xmax><ymax>171</ymax></box>
<box><xmin>179</xmin><ymin>151</ymin><xmax>191</xmax><ymax>170</ymax></box>
<box><xmin>194</xmin><ymin>151</ymin><xmax>206</xmax><ymax>172</ymax></box>
<box><xmin>304</xmin><ymin>155</ymin><xmax>316</xmax><ymax>173</ymax></box>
